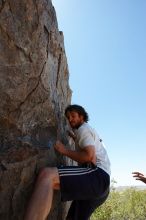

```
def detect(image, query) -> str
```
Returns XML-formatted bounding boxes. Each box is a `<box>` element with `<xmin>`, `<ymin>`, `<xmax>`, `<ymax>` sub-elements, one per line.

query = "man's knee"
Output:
<box><xmin>38</xmin><ymin>167</ymin><xmax>54</xmax><ymax>181</ymax></box>
<box><xmin>37</xmin><ymin>167</ymin><xmax>59</xmax><ymax>188</ymax></box>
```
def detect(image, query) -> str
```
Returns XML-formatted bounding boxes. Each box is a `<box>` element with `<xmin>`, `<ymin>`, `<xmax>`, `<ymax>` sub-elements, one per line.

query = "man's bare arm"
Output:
<box><xmin>54</xmin><ymin>140</ymin><xmax>96</xmax><ymax>164</ymax></box>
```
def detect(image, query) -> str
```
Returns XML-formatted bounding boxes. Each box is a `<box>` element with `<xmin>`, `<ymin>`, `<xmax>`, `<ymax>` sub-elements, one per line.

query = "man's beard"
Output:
<box><xmin>71</xmin><ymin>122</ymin><xmax>83</xmax><ymax>129</ymax></box>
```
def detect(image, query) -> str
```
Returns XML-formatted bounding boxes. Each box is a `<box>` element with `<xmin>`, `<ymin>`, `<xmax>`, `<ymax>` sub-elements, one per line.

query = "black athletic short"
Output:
<box><xmin>58</xmin><ymin>165</ymin><xmax>110</xmax><ymax>220</ymax></box>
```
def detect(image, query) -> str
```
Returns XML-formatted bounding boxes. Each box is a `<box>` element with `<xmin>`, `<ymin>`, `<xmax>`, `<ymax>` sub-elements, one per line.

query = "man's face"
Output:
<box><xmin>66</xmin><ymin>111</ymin><xmax>84</xmax><ymax>129</ymax></box>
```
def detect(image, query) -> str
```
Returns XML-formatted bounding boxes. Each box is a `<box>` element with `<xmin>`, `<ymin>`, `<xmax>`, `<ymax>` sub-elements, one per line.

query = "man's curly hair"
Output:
<box><xmin>65</xmin><ymin>104</ymin><xmax>89</xmax><ymax>122</ymax></box>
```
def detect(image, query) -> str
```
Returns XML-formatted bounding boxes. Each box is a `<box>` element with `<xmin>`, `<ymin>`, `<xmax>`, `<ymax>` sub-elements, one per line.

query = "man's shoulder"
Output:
<box><xmin>77</xmin><ymin>123</ymin><xmax>93</xmax><ymax>135</ymax></box>
<box><xmin>79</xmin><ymin>122</ymin><xmax>90</xmax><ymax>131</ymax></box>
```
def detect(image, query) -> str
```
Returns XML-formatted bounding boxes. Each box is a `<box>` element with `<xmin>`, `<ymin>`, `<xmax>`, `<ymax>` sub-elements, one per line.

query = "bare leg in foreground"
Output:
<box><xmin>24</xmin><ymin>167</ymin><xmax>60</xmax><ymax>220</ymax></box>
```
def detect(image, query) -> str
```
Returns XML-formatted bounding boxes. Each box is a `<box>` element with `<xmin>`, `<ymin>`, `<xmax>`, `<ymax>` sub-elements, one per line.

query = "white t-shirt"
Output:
<box><xmin>74</xmin><ymin>122</ymin><xmax>111</xmax><ymax>175</ymax></box>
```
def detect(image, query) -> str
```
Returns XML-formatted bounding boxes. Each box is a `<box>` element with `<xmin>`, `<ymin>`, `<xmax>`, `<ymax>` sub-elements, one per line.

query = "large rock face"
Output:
<box><xmin>0</xmin><ymin>0</ymin><xmax>72</xmax><ymax>219</ymax></box>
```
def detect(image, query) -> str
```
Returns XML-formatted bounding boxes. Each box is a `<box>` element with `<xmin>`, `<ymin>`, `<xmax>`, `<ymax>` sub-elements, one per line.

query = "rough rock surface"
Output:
<box><xmin>0</xmin><ymin>0</ymin><xmax>72</xmax><ymax>219</ymax></box>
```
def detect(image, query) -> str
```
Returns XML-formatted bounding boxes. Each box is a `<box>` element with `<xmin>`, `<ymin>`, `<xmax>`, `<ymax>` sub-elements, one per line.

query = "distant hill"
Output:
<box><xmin>115</xmin><ymin>185</ymin><xmax>146</xmax><ymax>192</ymax></box>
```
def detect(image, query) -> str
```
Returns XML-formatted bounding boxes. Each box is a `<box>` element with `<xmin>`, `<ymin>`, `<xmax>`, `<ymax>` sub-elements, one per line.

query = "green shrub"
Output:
<box><xmin>91</xmin><ymin>188</ymin><xmax>146</xmax><ymax>220</ymax></box>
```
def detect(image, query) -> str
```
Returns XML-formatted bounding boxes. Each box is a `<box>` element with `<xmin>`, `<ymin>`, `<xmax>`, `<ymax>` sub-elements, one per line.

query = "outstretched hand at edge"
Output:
<box><xmin>132</xmin><ymin>171</ymin><xmax>146</xmax><ymax>184</ymax></box>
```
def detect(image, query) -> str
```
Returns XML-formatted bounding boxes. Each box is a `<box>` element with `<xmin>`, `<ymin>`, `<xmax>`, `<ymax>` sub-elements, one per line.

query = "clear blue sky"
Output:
<box><xmin>52</xmin><ymin>0</ymin><xmax>146</xmax><ymax>186</ymax></box>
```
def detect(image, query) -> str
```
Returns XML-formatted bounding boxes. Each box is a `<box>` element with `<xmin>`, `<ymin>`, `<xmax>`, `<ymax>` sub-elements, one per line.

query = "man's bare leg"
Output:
<box><xmin>24</xmin><ymin>167</ymin><xmax>60</xmax><ymax>220</ymax></box>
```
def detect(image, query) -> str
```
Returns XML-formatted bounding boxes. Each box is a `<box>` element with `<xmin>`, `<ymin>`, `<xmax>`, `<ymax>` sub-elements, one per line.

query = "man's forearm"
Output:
<box><xmin>63</xmin><ymin>148</ymin><xmax>91</xmax><ymax>163</ymax></box>
<box><xmin>54</xmin><ymin>141</ymin><xmax>95</xmax><ymax>164</ymax></box>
